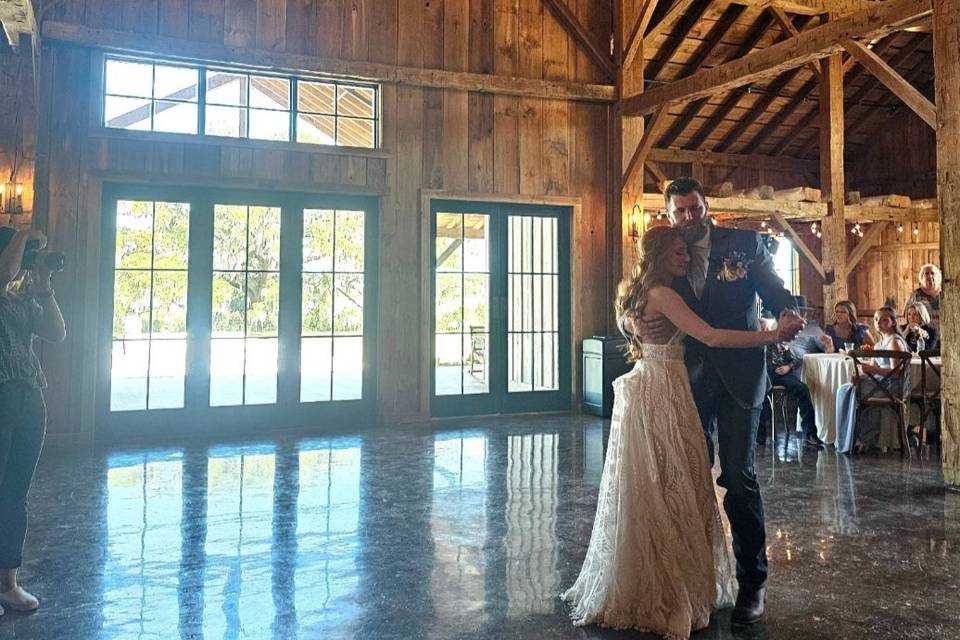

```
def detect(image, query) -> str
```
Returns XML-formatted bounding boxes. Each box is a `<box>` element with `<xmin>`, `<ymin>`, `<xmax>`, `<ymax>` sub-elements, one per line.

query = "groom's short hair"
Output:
<box><xmin>663</xmin><ymin>176</ymin><xmax>707</xmax><ymax>207</ymax></box>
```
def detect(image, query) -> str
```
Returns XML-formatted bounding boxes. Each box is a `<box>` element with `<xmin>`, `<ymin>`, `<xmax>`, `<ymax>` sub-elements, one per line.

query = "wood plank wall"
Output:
<box><xmin>0</xmin><ymin>47</ymin><xmax>36</xmax><ymax>227</ymax></box>
<box><xmin>31</xmin><ymin>0</ymin><xmax>613</xmax><ymax>438</ymax></box>
<box><xmin>847</xmin><ymin>109</ymin><xmax>937</xmax><ymax>199</ymax></box>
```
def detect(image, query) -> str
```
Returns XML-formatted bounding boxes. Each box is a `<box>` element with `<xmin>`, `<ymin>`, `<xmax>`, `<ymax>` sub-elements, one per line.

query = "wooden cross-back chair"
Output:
<box><xmin>848</xmin><ymin>350</ymin><xmax>913</xmax><ymax>459</ymax></box>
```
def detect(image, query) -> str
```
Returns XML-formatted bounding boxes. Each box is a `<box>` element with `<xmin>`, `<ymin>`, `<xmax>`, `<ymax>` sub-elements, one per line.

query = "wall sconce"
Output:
<box><xmin>0</xmin><ymin>182</ymin><xmax>25</xmax><ymax>215</ymax></box>
<box><xmin>630</xmin><ymin>204</ymin><xmax>641</xmax><ymax>241</ymax></box>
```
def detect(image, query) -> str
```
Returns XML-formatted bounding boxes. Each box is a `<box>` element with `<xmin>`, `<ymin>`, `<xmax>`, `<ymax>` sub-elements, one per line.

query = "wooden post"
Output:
<box><xmin>819</xmin><ymin>53</ymin><xmax>848</xmax><ymax>321</ymax></box>
<box><xmin>619</xmin><ymin>1</ymin><xmax>648</xmax><ymax>279</ymax></box>
<box><xmin>933</xmin><ymin>0</ymin><xmax>960</xmax><ymax>486</ymax></box>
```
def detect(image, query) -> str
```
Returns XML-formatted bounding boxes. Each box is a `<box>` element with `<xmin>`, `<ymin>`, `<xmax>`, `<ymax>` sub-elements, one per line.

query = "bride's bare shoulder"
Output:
<box><xmin>646</xmin><ymin>285</ymin><xmax>679</xmax><ymax>306</ymax></box>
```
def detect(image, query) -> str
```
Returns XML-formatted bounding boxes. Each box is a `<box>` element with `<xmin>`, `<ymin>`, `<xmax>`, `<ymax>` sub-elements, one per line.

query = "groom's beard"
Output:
<box><xmin>679</xmin><ymin>219</ymin><xmax>710</xmax><ymax>244</ymax></box>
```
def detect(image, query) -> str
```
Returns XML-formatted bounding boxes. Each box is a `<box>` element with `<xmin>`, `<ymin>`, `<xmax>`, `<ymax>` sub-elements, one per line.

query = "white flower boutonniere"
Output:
<box><xmin>717</xmin><ymin>250</ymin><xmax>753</xmax><ymax>282</ymax></box>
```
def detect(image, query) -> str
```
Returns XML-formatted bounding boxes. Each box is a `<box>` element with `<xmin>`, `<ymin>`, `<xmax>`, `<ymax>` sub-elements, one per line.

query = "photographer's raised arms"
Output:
<box><xmin>0</xmin><ymin>225</ymin><xmax>66</xmax><ymax>615</ymax></box>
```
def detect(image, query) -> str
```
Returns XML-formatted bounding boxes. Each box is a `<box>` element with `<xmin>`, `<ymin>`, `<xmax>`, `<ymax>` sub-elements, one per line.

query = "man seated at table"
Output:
<box><xmin>757</xmin><ymin>306</ymin><xmax>824</xmax><ymax>449</ymax></box>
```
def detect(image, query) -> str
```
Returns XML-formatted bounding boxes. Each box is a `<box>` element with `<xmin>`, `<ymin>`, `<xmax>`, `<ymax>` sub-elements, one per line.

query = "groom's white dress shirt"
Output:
<box><xmin>688</xmin><ymin>228</ymin><xmax>711</xmax><ymax>299</ymax></box>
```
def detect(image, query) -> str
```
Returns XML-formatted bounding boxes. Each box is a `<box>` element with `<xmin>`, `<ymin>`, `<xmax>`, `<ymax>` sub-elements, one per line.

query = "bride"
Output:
<box><xmin>562</xmin><ymin>226</ymin><xmax>800</xmax><ymax>639</ymax></box>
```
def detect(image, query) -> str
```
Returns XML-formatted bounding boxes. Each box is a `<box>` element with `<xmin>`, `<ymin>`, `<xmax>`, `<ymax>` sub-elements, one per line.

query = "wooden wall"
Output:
<box><xmin>0</xmin><ymin>45</ymin><xmax>36</xmax><ymax>227</ymax></box>
<box><xmin>31</xmin><ymin>0</ymin><xmax>614</xmax><ymax>439</ymax></box>
<box><xmin>847</xmin><ymin>108</ymin><xmax>937</xmax><ymax>199</ymax></box>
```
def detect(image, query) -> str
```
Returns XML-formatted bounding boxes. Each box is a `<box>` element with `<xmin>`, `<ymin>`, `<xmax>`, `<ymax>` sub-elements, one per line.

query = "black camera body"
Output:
<box><xmin>22</xmin><ymin>240</ymin><xmax>66</xmax><ymax>272</ymax></box>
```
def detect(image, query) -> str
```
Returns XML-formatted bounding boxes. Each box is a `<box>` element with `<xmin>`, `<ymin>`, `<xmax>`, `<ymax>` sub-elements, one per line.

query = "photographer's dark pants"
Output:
<box><xmin>0</xmin><ymin>381</ymin><xmax>46</xmax><ymax>569</ymax></box>
<box><xmin>691</xmin><ymin>363</ymin><xmax>767</xmax><ymax>591</ymax></box>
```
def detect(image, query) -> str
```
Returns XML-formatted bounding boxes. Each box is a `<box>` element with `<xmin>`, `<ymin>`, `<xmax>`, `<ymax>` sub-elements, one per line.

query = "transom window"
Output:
<box><xmin>103</xmin><ymin>56</ymin><xmax>379</xmax><ymax>148</ymax></box>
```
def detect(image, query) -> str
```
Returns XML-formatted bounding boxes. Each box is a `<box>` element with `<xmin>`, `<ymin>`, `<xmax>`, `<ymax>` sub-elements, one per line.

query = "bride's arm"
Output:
<box><xmin>646</xmin><ymin>286</ymin><xmax>780</xmax><ymax>348</ymax></box>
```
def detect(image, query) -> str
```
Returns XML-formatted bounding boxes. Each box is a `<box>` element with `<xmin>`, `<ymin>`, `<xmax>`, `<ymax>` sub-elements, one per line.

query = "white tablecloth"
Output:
<box><xmin>800</xmin><ymin>353</ymin><xmax>939</xmax><ymax>445</ymax></box>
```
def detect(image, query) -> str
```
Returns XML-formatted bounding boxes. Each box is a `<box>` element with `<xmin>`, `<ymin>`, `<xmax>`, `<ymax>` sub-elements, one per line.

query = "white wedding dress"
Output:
<box><xmin>561</xmin><ymin>334</ymin><xmax>736</xmax><ymax>639</ymax></box>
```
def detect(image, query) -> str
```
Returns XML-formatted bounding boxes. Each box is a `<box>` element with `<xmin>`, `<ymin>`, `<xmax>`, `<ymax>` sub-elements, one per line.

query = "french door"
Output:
<box><xmin>430</xmin><ymin>200</ymin><xmax>570</xmax><ymax>416</ymax></box>
<box><xmin>98</xmin><ymin>184</ymin><xmax>378</xmax><ymax>439</ymax></box>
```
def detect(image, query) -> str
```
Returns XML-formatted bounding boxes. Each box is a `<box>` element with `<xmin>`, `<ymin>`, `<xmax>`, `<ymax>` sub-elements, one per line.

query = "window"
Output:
<box><xmin>103</xmin><ymin>56</ymin><xmax>379</xmax><ymax>148</ymax></box>
<box><xmin>770</xmin><ymin>236</ymin><xmax>800</xmax><ymax>294</ymax></box>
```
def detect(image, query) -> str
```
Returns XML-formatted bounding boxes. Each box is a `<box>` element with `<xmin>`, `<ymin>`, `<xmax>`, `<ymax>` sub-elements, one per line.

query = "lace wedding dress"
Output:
<box><xmin>561</xmin><ymin>334</ymin><xmax>736</xmax><ymax>639</ymax></box>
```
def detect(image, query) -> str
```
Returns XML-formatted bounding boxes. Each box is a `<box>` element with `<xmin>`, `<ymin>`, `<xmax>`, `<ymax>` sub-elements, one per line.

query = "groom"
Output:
<box><xmin>642</xmin><ymin>177</ymin><xmax>801</xmax><ymax>625</ymax></box>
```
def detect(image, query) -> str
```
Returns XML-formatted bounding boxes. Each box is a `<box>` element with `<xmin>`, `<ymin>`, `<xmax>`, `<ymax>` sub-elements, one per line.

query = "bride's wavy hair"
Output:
<box><xmin>616</xmin><ymin>225</ymin><xmax>685</xmax><ymax>361</ymax></box>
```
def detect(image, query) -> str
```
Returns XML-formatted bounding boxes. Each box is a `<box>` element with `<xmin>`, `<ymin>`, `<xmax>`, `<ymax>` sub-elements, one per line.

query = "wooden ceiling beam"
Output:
<box><xmin>622</xmin><ymin>0</ymin><xmax>659</xmax><ymax>71</ymax></box>
<box><xmin>622</xmin><ymin>107</ymin><xmax>671</xmax><ymax>191</ymax></box>
<box><xmin>844</xmin><ymin>32</ymin><xmax>925</xmax><ymax>114</ymax></box>
<box><xmin>645</xmin><ymin>0</ymin><xmax>713</xmax><ymax>81</ymax></box>
<box><xmin>544</xmin><ymin>0</ymin><xmax>617</xmax><ymax>80</ymax></box>
<box><xmin>43</xmin><ymin>20</ymin><xmax>616</xmax><ymax>103</ymax></box>
<box><xmin>841</xmin><ymin>37</ymin><xmax>937</xmax><ymax>128</ymax></box>
<box><xmin>647</xmin><ymin>146</ymin><xmax>818</xmax><ymax>173</ymax></box>
<box><xmin>743</xmin><ymin>75</ymin><xmax>819</xmax><ymax>155</ymax></box>
<box><xmin>659</xmin><ymin>11</ymin><xmax>775</xmax><ymax>148</ymax></box>
<box><xmin>771</xmin><ymin>103</ymin><xmax>819</xmax><ymax>156</ymax></box>
<box><xmin>729</xmin><ymin>0</ymin><xmax>874</xmax><ymax>15</ymax></box>
<box><xmin>714</xmin><ymin>67</ymin><xmax>806</xmax><ymax>153</ymax></box>
<box><xmin>654</xmin><ymin>4</ymin><xmax>748</xmax><ymax>147</ymax></box>
<box><xmin>773</xmin><ymin>213</ymin><xmax>825</xmax><ymax>277</ymax></box>
<box><xmin>767</xmin><ymin>4</ymin><xmax>823</xmax><ymax>78</ymax></box>
<box><xmin>622</xmin><ymin>0</ymin><xmax>932</xmax><ymax>116</ymax></box>
<box><xmin>844</xmin><ymin>221</ymin><xmax>890</xmax><ymax>277</ymax></box>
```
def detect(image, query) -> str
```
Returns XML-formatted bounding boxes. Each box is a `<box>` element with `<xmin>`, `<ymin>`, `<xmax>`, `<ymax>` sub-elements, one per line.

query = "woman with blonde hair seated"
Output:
<box><xmin>900</xmin><ymin>300</ymin><xmax>938</xmax><ymax>353</ymax></box>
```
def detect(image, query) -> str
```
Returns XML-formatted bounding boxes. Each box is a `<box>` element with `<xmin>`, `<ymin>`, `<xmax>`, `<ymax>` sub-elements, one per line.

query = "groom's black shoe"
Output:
<box><xmin>732</xmin><ymin>586</ymin><xmax>766</xmax><ymax>625</ymax></box>
<box><xmin>803</xmin><ymin>434</ymin><xmax>825</xmax><ymax>450</ymax></box>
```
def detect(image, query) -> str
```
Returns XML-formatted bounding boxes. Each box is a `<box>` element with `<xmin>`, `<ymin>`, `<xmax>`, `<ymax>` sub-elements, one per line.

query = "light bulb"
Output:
<box><xmin>14</xmin><ymin>184</ymin><xmax>23</xmax><ymax>196</ymax></box>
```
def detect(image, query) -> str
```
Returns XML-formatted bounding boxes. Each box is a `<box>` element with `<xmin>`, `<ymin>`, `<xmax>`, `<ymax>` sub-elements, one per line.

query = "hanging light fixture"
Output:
<box><xmin>913</xmin><ymin>221</ymin><xmax>920</xmax><ymax>236</ymax></box>
<box><xmin>629</xmin><ymin>204</ymin><xmax>641</xmax><ymax>241</ymax></box>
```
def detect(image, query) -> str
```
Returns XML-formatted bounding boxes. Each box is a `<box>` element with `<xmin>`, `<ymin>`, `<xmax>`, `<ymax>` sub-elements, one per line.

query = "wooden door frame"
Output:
<box><xmin>419</xmin><ymin>190</ymin><xmax>582</xmax><ymax>418</ymax></box>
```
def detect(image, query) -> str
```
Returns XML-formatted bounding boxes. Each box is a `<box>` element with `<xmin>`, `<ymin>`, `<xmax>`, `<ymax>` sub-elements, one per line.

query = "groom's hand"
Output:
<box><xmin>636</xmin><ymin>314</ymin><xmax>676</xmax><ymax>343</ymax></box>
<box><xmin>776</xmin><ymin>310</ymin><xmax>805</xmax><ymax>343</ymax></box>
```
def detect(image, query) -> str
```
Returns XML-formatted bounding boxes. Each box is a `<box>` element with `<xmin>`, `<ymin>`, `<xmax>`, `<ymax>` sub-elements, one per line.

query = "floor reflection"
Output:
<box><xmin>13</xmin><ymin>415</ymin><xmax>960</xmax><ymax>639</ymax></box>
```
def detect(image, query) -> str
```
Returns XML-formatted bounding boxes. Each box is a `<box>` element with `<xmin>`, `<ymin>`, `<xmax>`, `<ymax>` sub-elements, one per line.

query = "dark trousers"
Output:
<box><xmin>769</xmin><ymin>372</ymin><xmax>817</xmax><ymax>438</ymax></box>
<box><xmin>0</xmin><ymin>381</ymin><xmax>46</xmax><ymax>569</ymax></box>
<box><xmin>691</xmin><ymin>363</ymin><xmax>767</xmax><ymax>590</ymax></box>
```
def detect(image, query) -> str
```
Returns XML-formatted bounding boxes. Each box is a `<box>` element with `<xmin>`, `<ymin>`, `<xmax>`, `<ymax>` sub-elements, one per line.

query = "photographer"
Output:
<box><xmin>0</xmin><ymin>226</ymin><xmax>64</xmax><ymax>615</ymax></box>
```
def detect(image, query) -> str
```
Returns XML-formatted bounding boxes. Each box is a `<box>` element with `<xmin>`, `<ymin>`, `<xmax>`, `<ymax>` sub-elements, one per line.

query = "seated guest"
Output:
<box><xmin>834</xmin><ymin>306</ymin><xmax>910</xmax><ymax>454</ymax></box>
<box><xmin>906</xmin><ymin>263</ymin><xmax>941</xmax><ymax>330</ymax></box>
<box><xmin>900</xmin><ymin>300</ymin><xmax>939</xmax><ymax>353</ymax></box>
<box><xmin>817</xmin><ymin>300</ymin><xmax>874</xmax><ymax>353</ymax></box>
<box><xmin>766</xmin><ymin>334</ymin><xmax>824</xmax><ymax>450</ymax></box>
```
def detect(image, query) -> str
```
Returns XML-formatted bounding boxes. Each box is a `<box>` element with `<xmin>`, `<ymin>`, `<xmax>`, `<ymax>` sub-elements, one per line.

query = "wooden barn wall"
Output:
<box><xmin>0</xmin><ymin>46</ymin><xmax>36</xmax><ymax>227</ymax></box>
<box><xmin>33</xmin><ymin>0</ymin><xmax>614</xmax><ymax>439</ymax></box>
<box><xmin>847</xmin><ymin>109</ymin><xmax>937</xmax><ymax>199</ymax></box>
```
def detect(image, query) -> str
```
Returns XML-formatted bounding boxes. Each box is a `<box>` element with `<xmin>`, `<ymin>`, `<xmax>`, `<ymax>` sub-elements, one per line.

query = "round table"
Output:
<box><xmin>800</xmin><ymin>353</ymin><xmax>939</xmax><ymax>445</ymax></box>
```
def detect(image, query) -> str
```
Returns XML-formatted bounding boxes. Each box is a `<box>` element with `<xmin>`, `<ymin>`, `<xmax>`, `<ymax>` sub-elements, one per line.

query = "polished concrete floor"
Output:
<box><xmin>3</xmin><ymin>415</ymin><xmax>960</xmax><ymax>640</ymax></box>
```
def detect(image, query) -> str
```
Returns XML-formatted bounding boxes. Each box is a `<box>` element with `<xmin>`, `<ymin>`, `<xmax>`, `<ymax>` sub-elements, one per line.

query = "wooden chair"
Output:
<box><xmin>916</xmin><ymin>350</ymin><xmax>941</xmax><ymax>453</ymax></box>
<box><xmin>848</xmin><ymin>349</ymin><xmax>913</xmax><ymax>459</ymax></box>
<box><xmin>468</xmin><ymin>325</ymin><xmax>486</xmax><ymax>375</ymax></box>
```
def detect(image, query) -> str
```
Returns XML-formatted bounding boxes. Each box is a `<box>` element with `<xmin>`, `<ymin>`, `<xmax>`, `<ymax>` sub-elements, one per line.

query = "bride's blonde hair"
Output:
<box><xmin>616</xmin><ymin>225</ymin><xmax>685</xmax><ymax>361</ymax></box>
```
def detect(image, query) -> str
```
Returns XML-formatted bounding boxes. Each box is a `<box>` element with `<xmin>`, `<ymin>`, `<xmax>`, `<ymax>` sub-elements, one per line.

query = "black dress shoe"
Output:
<box><xmin>732</xmin><ymin>586</ymin><xmax>766</xmax><ymax>625</ymax></box>
<box><xmin>803</xmin><ymin>434</ymin><xmax>825</xmax><ymax>450</ymax></box>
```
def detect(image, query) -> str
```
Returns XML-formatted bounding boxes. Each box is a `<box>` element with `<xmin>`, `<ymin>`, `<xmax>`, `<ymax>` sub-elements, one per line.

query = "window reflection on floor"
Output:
<box><xmin>506</xmin><ymin>433</ymin><xmax>559</xmax><ymax>618</ymax></box>
<box><xmin>103</xmin><ymin>451</ymin><xmax>184</xmax><ymax>638</ymax></box>
<box><xmin>295</xmin><ymin>439</ymin><xmax>362</xmax><ymax>634</ymax></box>
<box><xmin>201</xmin><ymin>445</ymin><xmax>277</xmax><ymax>638</ymax></box>
<box><xmin>430</xmin><ymin>433</ymin><xmax>489</xmax><ymax>636</ymax></box>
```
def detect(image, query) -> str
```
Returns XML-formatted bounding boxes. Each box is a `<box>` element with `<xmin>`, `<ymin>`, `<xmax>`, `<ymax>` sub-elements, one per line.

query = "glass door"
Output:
<box><xmin>98</xmin><ymin>185</ymin><xmax>378</xmax><ymax>439</ymax></box>
<box><xmin>431</xmin><ymin>200</ymin><xmax>570</xmax><ymax>416</ymax></box>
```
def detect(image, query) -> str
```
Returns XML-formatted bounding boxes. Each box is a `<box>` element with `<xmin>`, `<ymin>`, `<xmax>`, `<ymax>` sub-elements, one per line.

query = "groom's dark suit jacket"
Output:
<box><xmin>673</xmin><ymin>225</ymin><xmax>796</xmax><ymax>409</ymax></box>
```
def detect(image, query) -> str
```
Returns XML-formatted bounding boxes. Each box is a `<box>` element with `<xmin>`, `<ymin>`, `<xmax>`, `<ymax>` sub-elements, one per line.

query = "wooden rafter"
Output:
<box><xmin>659</xmin><ymin>11</ymin><xmax>775</xmax><ymax>148</ymax></box>
<box><xmin>655</xmin><ymin>3</ymin><xmax>748</xmax><ymax>147</ymax></box>
<box><xmin>646</xmin><ymin>160</ymin><xmax>670</xmax><ymax>183</ymax></box>
<box><xmin>847</xmin><ymin>50</ymin><xmax>931</xmax><ymax>143</ymax></box>
<box><xmin>843</xmin><ymin>32</ymin><xmax>925</xmax><ymax>131</ymax></box>
<box><xmin>773</xmin><ymin>213</ymin><xmax>825</xmax><ymax>277</ymax></box>
<box><xmin>623</xmin><ymin>0</ymin><xmax>659</xmax><ymax>71</ymax></box>
<box><xmin>714</xmin><ymin>67</ymin><xmax>806</xmax><ymax>153</ymax></box>
<box><xmin>621</xmin><ymin>0</ymin><xmax>932</xmax><ymax>116</ymax></box>
<box><xmin>844</xmin><ymin>221</ymin><xmax>890</xmax><ymax>277</ymax></box>
<box><xmin>743</xmin><ymin>75</ymin><xmax>819</xmax><ymax>154</ymax></box>
<box><xmin>544</xmin><ymin>0</ymin><xmax>617</xmax><ymax>80</ymax></box>
<box><xmin>645</xmin><ymin>0</ymin><xmax>713</xmax><ymax>81</ymax></box>
<box><xmin>841</xmin><ymin>37</ymin><xmax>937</xmax><ymax>128</ymax></box>
<box><xmin>645</xmin><ymin>0</ymin><xmax>699</xmax><ymax>44</ymax></box>
<box><xmin>729</xmin><ymin>0</ymin><xmax>873</xmax><ymax>14</ymax></box>
<box><xmin>648</xmin><ymin>147</ymin><xmax>818</xmax><ymax>173</ymax></box>
<box><xmin>771</xmin><ymin>103</ymin><xmax>819</xmax><ymax>156</ymax></box>
<box><xmin>853</xmin><ymin>74</ymin><xmax>933</xmax><ymax>149</ymax></box>
<box><xmin>622</xmin><ymin>107</ymin><xmax>670</xmax><ymax>191</ymax></box>
<box><xmin>767</xmin><ymin>4</ymin><xmax>823</xmax><ymax>78</ymax></box>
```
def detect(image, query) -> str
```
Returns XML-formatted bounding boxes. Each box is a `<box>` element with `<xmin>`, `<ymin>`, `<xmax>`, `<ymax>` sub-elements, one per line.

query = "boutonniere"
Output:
<box><xmin>717</xmin><ymin>250</ymin><xmax>753</xmax><ymax>282</ymax></box>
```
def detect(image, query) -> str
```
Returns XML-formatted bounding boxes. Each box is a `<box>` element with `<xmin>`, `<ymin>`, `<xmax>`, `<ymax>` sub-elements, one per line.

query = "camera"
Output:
<box><xmin>22</xmin><ymin>240</ymin><xmax>66</xmax><ymax>272</ymax></box>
